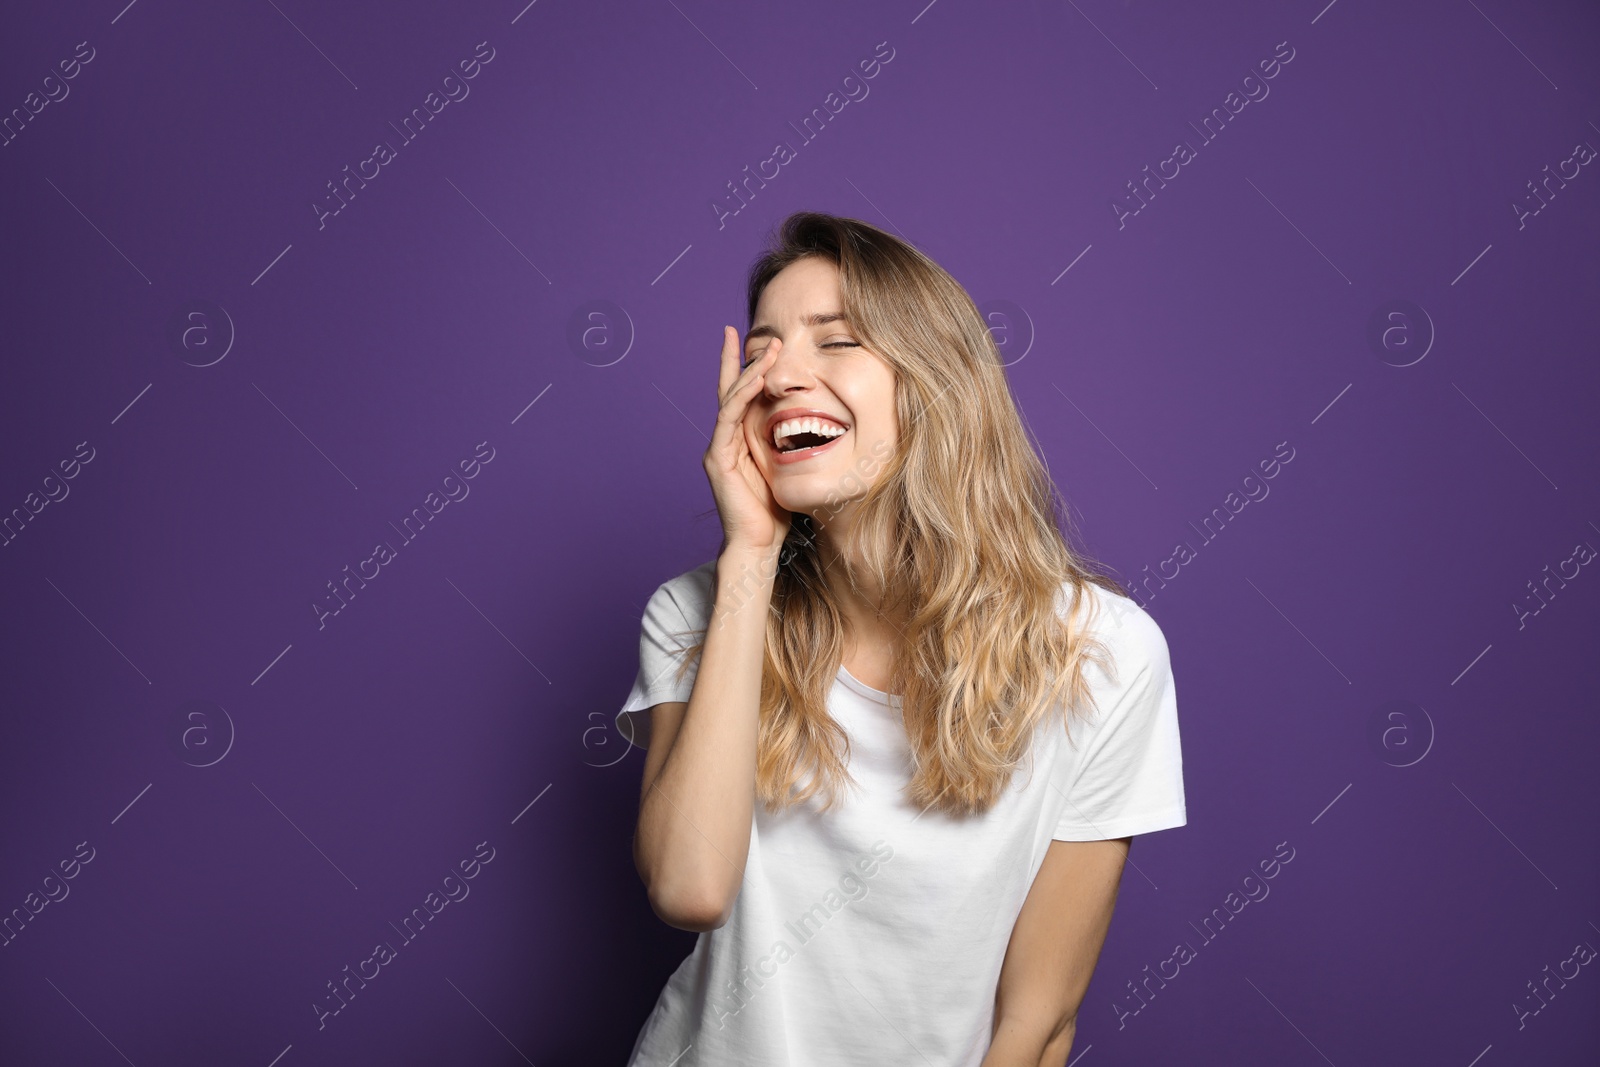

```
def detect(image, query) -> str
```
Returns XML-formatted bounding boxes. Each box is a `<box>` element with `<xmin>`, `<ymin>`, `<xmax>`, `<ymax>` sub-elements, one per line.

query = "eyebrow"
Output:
<box><xmin>745</xmin><ymin>311</ymin><xmax>851</xmax><ymax>344</ymax></box>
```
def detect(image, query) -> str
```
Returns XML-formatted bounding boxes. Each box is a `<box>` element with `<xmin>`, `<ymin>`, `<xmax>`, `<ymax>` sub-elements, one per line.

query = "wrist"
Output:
<box><xmin>979</xmin><ymin>1025</ymin><xmax>1045</xmax><ymax>1067</ymax></box>
<box><xmin>714</xmin><ymin>547</ymin><xmax>781</xmax><ymax>620</ymax></box>
<box><xmin>718</xmin><ymin>544</ymin><xmax>782</xmax><ymax>582</ymax></box>
<box><xmin>984</xmin><ymin>1012</ymin><xmax>1072</xmax><ymax>1067</ymax></box>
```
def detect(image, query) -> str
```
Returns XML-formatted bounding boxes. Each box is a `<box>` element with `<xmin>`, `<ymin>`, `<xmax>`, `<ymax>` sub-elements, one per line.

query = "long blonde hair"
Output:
<box><xmin>678</xmin><ymin>211</ymin><xmax>1130</xmax><ymax>817</ymax></box>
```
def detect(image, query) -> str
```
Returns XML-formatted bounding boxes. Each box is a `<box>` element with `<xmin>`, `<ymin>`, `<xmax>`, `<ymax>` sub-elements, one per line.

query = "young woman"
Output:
<box><xmin>618</xmin><ymin>212</ymin><xmax>1186</xmax><ymax>1066</ymax></box>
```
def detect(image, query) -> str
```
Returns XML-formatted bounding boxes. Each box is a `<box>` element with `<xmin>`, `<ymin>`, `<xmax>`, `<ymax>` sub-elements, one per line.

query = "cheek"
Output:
<box><xmin>860</xmin><ymin>408</ymin><xmax>897</xmax><ymax>456</ymax></box>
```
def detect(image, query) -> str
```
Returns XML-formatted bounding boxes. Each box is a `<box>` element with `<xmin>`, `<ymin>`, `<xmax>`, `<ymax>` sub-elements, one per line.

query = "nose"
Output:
<box><xmin>759</xmin><ymin>337</ymin><xmax>816</xmax><ymax>396</ymax></box>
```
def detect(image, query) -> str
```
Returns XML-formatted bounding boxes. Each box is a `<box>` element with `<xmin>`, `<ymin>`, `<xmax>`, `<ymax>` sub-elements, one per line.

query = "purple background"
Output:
<box><xmin>2</xmin><ymin>0</ymin><xmax>1597</xmax><ymax>1063</ymax></box>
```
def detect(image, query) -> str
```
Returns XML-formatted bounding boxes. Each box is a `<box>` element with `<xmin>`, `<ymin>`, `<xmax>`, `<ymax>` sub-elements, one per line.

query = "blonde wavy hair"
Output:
<box><xmin>676</xmin><ymin>211</ymin><xmax>1130</xmax><ymax>818</ymax></box>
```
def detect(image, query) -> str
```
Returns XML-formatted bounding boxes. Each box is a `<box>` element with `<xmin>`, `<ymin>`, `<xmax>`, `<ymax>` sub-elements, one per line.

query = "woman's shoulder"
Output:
<box><xmin>1058</xmin><ymin>577</ymin><xmax>1171</xmax><ymax>672</ymax></box>
<box><xmin>645</xmin><ymin>557</ymin><xmax>720</xmax><ymax>629</ymax></box>
<box><xmin>659</xmin><ymin>556</ymin><xmax>718</xmax><ymax>595</ymax></box>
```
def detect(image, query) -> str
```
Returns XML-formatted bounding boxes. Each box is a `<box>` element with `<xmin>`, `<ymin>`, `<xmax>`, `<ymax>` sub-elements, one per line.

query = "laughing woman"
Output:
<box><xmin>618</xmin><ymin>212</ymin><xmax>1186</xmax><ymax>1066</ymax></box>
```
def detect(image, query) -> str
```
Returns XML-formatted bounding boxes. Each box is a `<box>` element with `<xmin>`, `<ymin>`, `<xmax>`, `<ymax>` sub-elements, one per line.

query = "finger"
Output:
<box><xmin>745</xmin><ymin>335</ymin><xmax>782</xmax><ymax>371</ymax></box>
<box><xmin>714</xmin><ymin>364</ymin><xmax>766</xmax><ymax>445</ymax></box>
<box><xmin>717</xmin><ymin>326</ymin><xmax>739</xmax><ymax>399</ymax></box>
<box><xmin>722</xmin><ymin>335</ymin><xmax>780</xmax><ymax>407</ymax></box>
<box><xmin>710</xmin><ymin>361</ymin><xmax>779</xmax><ymax>467</ymax></box>
<box><xmin>718</xmin><ymin>354</ymin><xmax>778</xmax><ymax>425</ymax></box>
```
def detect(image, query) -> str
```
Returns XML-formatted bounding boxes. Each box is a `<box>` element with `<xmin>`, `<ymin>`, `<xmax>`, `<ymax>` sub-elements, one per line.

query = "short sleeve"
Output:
<box><xmin>1052</xmin><ymin>596</ymin><xmax>1187</xmax><ymax>841</ymax></box>
<box><xmin>615</xmin><ymin>565</ymin><xmax>714</xmax><ymax>749</ymax></box>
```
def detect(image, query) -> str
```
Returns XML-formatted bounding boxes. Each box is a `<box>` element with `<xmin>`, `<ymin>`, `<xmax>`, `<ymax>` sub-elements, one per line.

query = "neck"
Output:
<box><xmin>815</xmin><ymin>519</ymin><xmax>904</xmax><ymax>645</ymax></box>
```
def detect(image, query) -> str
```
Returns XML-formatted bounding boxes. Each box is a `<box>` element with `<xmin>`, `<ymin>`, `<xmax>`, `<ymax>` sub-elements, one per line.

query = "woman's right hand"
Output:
<box><xmin>705</xmin><ymin>325</ymin><xmax>791</xmax><ymax>554</ymax></box>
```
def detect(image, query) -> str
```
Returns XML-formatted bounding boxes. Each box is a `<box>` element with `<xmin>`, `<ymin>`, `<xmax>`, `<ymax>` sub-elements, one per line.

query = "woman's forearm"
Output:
<box><xmin>634</xmin><ymin>546</ymin><xmax>777</xmax><ymax>929</ymax></box>
<box><xmin>982</xmin><ymin>1014</ymin><xmax>1074</xmax><ymax>1067</ymax></box>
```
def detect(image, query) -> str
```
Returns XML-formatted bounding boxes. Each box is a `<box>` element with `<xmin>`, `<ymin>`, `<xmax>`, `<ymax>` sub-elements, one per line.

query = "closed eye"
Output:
<box><xmin>744</xmin><ymin>340</ymin><xmax>858</xmax><ymax>366</ymax></box>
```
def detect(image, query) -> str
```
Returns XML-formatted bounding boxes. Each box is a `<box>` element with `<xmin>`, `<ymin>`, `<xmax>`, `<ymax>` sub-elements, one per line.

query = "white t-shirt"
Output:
<box><xmin>616</xmin><ymin>559</ymin><xmax>1186</xmax><ymax>1066</ymax></box>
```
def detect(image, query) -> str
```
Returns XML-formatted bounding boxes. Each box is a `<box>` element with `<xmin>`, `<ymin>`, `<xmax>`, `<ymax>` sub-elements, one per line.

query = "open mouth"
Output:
<box><xmin>770</xmin><ymin>418</ymin><xmax>849</xmax><ymax>462</ymax></box>
<box><xmin>777</xmin><ymin>430</ymin><xmax>842</xmax><ymax>453</ymax></box>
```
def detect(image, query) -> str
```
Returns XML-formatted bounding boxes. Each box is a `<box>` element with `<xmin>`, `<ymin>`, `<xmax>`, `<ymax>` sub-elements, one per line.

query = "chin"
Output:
<box><xmin>771</xmin><ymin>493</ymin><xmax>813</xmax><ymax>515</ymax></box>
<box><xmin>782</xmin><ymin>494</ymin><xmax>863</xmax><ymax>522</ymax></box>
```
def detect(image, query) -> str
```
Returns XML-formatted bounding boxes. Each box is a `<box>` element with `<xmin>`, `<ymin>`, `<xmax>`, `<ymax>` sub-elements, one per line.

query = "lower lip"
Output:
<box><xmin>773</xmin><ymin>429</ymin><xmax>848</xmax><ymax>465</ymax></box>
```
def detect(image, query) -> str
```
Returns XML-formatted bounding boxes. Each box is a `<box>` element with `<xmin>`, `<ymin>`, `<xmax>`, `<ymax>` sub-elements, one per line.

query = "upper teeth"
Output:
<box><xmin>773</xmin><ymin>417</ymin><xmax>848</xmax><ymax>448</ymax></box>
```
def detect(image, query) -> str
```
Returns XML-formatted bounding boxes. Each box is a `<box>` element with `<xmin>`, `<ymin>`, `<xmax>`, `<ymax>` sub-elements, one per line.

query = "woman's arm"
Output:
<box><xmin>632</xmin><ymin>545</ymin><xmax>778</xmax><ymax>932</ymax></box>
<box><xmin>982</xmin><ymin>837</ymin><xmax>1132</xmax><ymax>1067</ymax></box>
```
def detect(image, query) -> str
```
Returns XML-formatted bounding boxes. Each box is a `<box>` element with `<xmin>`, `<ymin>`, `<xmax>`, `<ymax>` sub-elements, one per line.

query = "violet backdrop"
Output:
<box><xmin>1</xmin><ymin>0</ymin><xmax>1596</xmax><ymax>1064</ymax></box>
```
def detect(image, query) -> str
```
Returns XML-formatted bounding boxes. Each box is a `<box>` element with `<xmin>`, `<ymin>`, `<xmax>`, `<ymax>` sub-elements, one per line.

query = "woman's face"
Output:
<box><xmin>742</xmin><ymin>257</ymin><xmax>898</xmax><ymax>523</ymax></box>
